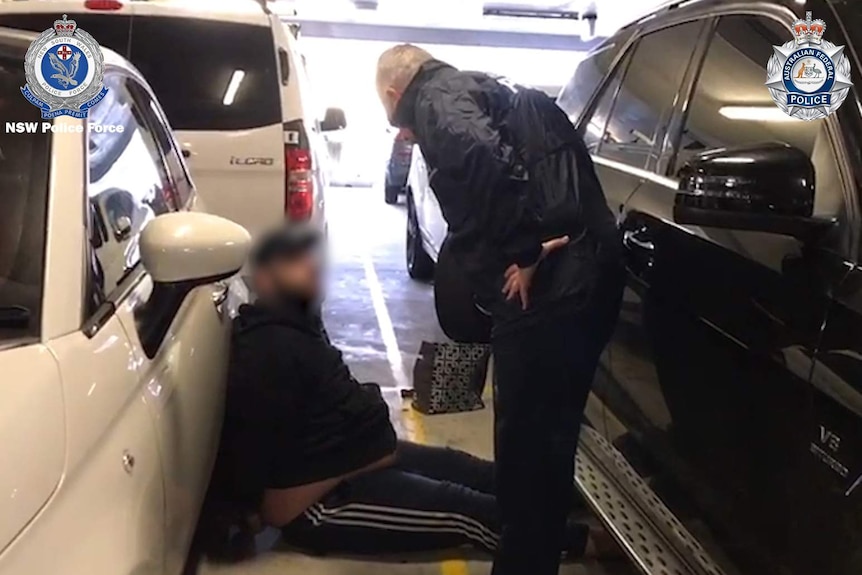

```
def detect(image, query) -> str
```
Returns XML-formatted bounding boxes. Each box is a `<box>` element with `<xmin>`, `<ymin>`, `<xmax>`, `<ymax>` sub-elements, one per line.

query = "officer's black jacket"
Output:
<box><xmin>393</xmin><ymin>60</ymin><xmax>622</xmax><ymax>331</ymax></box>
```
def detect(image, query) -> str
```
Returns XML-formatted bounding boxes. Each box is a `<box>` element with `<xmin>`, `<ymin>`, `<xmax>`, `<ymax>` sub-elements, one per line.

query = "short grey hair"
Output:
<box><xmin>376</xmin><ymin>44</ymin><xmax>434</xmax><ymax>92</ymax></box>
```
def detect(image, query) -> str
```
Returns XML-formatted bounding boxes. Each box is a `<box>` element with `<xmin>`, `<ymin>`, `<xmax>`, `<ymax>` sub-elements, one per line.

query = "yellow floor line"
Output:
<box><xmin>440</xmin><ymin>560</ymin><xmax>470</xmax><ymax>575</ymax></box>
<box><xmin>401</xmin><ymin>401</ymin><xmax>427</xmax><ymax>443</ymax></box>
<box><xmin>402</xmin><ymin>403</ymin><xmax>470</xmax><ymax>575</ymax></box>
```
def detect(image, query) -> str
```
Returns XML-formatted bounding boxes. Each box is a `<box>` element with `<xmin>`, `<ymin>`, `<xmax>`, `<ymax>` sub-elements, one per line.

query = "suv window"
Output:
<box><xmin>558</xmin><ymin>42</ymin><xmax>621</xmax><ymax>125</ymax></box>
<box><xmin>578</xmin><ymin>50</ymin><xmax>631</xmax><ymax>152</ymax></box>
<box><xmin>597</xmin><ymin>21</ymin><xmax>703</xmax><ymax>169</ymax></box>
<box><xmin>87</xmin><ymin>74</ymin><xmax>178</xmax><ymax>301</ymax></box>
<box><xmin>0</xmin><ymin>14</ymin><xmax>281</xmax><ymax>132</ymax></box>
<box><xmin>675</xmin><ymin>16</ymin><xmax>846</xmax><ymax>227</ymax></box>
<box><xmin>0</xmin><ymin>53</ymin><xmax>51</xmax><ymax>343</ymax></box>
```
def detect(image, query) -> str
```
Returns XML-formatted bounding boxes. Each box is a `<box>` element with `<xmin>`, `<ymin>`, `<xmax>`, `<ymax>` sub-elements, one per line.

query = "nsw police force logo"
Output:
<box><xmin>21</xmin><ymin>14</ymin><xmax>108</xmax><ymax>119</ymax></box>
<box><xmin>766</xmin><ymin>11</ymin><xmax>853</xmax><ymax>121</ymax></box>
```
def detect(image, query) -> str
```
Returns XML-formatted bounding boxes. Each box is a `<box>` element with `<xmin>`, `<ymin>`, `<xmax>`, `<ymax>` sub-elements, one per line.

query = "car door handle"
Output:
<box><xmin>212</xmin><ymin>283</ymin><xmax>229</xmax><ymax>315</ymax></box>
<box><xmin>623</xmin><ymin>227</ymin><xmax>655</xmax><ymax>277</ymax></box>
<box><xmin>623</xmin><ymin>229</ymin><xmax>655</xmax><ymax>253</ymax></box>
<box><xmin>113</xmin><ymin>215</ymin><xmax>133</xmax><ymax>242</ymax></box>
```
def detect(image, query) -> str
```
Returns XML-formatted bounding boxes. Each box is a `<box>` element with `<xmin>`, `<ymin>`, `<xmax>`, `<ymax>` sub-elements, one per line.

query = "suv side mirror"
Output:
<box><xmin>321</xmin><ymin>107</ymin><xmax>347</xmax><ymax>132</ymax></box>
<box><xmin>674</xmin><ymin>143</ymin><xmax>834</xmax><ymax>239</ymax></box>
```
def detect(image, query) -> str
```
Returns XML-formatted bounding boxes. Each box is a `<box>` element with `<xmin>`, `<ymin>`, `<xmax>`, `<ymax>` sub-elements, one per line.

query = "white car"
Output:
<box><xmin>0</xmin><ymin>30</ymin><xmax>250</xmax><ymax>575</ymax></box>
<box><xmin>0</xmin><ymin>0</ymin><xmax>346</xmax><ymax>239</ymax></box>
<box><xmin>405</xmin><ymin>146</ymin><xmax>491</xmax><ymax>343</ymax></box>
<box><xmin>405</xmin><ymin>145</ymin><xmax>446</xmax><ymax>280</ymax></box>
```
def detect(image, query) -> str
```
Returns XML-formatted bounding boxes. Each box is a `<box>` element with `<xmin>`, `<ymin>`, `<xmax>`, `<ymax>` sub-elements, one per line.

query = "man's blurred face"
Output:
<box><xmin>256</xmin><ymin>250</ymin><xmax>324</xmax><ymax>303</ymax></box>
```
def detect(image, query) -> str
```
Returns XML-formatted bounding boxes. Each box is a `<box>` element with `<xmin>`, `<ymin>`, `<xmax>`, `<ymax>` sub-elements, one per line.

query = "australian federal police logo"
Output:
<box><xmin>21</xmin><ymin>14</ymin><xmax>108</xmax><ymax>119</ymax></box>
<box><xmin>766</xmin><ymin>11</ymin><xmax>853</xmax><ymax>121</ymax></box>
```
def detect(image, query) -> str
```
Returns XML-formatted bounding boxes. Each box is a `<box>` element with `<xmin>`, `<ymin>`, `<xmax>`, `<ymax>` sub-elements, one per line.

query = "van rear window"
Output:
<box><xmin>131</xmin><ymin>18</ymin><xmax>281</xmax><ymax>131</ymax></box>
<box><xmin>0</xmin><ymin>14</ymin><xmax>281</xmax><ymax>131</ymax></box>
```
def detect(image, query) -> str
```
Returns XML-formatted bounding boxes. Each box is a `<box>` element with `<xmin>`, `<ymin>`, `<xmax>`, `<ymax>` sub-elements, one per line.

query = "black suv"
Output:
<box><xmin>556</xmin><ymin>1</ymin><xmax>862</xmax><ymax>574</ymax></box>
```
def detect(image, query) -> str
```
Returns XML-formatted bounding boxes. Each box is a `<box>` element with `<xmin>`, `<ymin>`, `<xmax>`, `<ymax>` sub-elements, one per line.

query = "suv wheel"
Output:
<box><xmin>385</xmin><ymin>184</ymin><xmax>400</xmax><ymax>205</ymax></box>
<box><xmin>406</xmin><ymin>189</ymin><xmax>435</xmax><ymax>280</ymax></box>
<box><xmin>434</xmin><ymin>237</ymin><xmax>492</xmax><ymax>343</ymax></box>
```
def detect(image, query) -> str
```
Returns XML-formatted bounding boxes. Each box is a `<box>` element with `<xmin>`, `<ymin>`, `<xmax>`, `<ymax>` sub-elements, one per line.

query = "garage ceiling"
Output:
<box><xmin>271</xmin><ymin>0</ymin><xmax>633</xmax><ymax>50</ymax></box>
<box><xmin>273</xmin><ymin>0</ymin><xmax>663</xmax><ymax>48</ymax></box>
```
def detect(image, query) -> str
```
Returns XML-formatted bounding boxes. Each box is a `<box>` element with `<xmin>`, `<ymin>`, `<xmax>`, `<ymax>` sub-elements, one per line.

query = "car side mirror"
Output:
<box><xmin>321</xmin><ymin>107</ymin><xmax>347</xmax><ymax>132</ymax></box>
<box><xmin>674</xmin><ymin>143</ymin><xmax>834</xmax><ymax>239</ymax></box>
<box><xmin>136</xmin><ymin>212</ymin><xmax>250</xmax><ymax>358</ymax></box>
<box><xmin>140</xmin><ymin>212</ymin><xmax>250</xmax><ymax>285</ymax></box>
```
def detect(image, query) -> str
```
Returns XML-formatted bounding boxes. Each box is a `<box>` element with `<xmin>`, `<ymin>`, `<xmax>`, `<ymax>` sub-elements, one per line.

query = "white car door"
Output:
<box><xmin>0</xmin><ymin>69</ymin><xmax>66</xmax><ymax>560</ymax></box>
<box><xmin>102</xmin><ymin>72</ymin><xmax>248</xmax><ymax>575</ymax></box>
<box><xmin>0</xmin><ymin>116</ymin><xmax>164</xmax><ymax>575</ymax></box>
<box><xmin>29</xmin><ymin>315</ymin><xmax>165</xmax><ymax>575</ymax></box>
<box><xmin>410</xmin><ymin>147</ymin><xmax>448</xmax><ymax>259</ymax></box>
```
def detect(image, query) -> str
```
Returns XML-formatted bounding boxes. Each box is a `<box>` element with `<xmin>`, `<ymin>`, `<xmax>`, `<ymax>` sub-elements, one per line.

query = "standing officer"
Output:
<box><xmin>376</xmin><ymin>45</ymin><xmax>625</xmax><ymax>575</ymax></box>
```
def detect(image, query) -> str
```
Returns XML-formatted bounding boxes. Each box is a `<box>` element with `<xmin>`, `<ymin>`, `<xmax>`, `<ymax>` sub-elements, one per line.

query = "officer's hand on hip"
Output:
<box><xmin>502</xmin><ymin>236</ymin><xmax>570</xmax><ymax>310</ymax></box>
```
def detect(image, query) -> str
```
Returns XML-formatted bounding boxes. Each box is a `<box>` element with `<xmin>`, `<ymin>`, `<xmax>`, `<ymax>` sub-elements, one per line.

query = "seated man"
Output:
<box><xmin>217</xmin><ymin>226</ymin><xmax>611</xmax><ymax>558</ymax></box>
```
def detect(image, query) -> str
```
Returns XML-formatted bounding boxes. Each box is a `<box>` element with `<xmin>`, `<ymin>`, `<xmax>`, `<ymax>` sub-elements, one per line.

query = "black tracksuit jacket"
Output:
<box><xmin>392</xmin><ymin>60</ymin><xmax>622</xmax><ymax>331</ymax></box>
<box><xmin>216</xmin><ymin>299</ymin><xmax>397</xmax><ymax>507</ymax></box>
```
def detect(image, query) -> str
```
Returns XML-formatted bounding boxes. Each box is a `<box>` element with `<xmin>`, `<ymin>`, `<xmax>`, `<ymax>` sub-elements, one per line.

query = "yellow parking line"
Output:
<box><xmin>402</xmin><ymin>401</ymin><xmax>427</xmax><ymax>443</ymax></box>
<box><xmin>402</xmin><ymin>403</ymin><xmax>470</xmax><ymax>575</ymax></box>
<box><xmin>441</xmin><ymin>560</ymin><xmax>470</xmax><ymax>575</ymax></box>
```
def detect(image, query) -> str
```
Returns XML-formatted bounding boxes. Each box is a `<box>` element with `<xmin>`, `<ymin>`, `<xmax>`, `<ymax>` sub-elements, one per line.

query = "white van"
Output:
<box><xmin>0</xmin><ymin>0</ymin><xmax>346</xmax><ymax>238</ymax></box>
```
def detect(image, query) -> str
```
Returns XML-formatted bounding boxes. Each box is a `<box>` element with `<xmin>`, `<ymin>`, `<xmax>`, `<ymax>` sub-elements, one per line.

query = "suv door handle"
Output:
<box><xmin>623</xmin><ymin>227</ymin><xmax>655</xmax><ymax>276</ymax></box>
<box><xmin>623</xmin><ymin>228</ymin><xmax>655</xmax><ymax>253</ymax></box>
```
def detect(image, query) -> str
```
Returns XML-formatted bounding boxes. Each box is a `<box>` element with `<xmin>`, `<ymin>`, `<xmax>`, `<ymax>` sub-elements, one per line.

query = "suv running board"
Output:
<box><xmin>576</xmin><ymin>426</ymin><xmax>727</xmax><ymax>575</ymax></box>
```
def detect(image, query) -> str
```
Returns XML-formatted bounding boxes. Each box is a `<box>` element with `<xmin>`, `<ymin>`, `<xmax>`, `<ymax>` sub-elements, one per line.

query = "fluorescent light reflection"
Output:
<box><xmin>712</xmin><ymin>157</ymin><xmax>755</xmax><ymax>164</ymax></box>
<box><xmin>223</xmin><ymin>70</ymin><xmax>246</xmax><ymax>106</ymax></box>
<box><xmin>719</xmin><ymin>106</ymin><xmax>800</xmax><ymax>122</ymax></box>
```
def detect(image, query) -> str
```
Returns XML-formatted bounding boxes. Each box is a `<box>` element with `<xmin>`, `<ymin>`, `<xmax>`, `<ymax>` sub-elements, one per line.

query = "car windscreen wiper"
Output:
<box><xmin>0</xmin><ymin>306</ymin><xmax>31</xmax><ymax>329</ymax></box>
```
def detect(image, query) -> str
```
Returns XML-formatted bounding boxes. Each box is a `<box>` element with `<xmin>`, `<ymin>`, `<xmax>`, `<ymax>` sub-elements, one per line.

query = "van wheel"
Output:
<box><xmin>385</xmin><ymin>185</ymin><xmax>400</xmax><ymax>205</ymax></box>
<box><xmin>406</xmin><ymin>189</ymin><xmax>435</xmax><ymax>280</ymax></box>
<box><xmin>434</xmin><ymin>237</ymin><xmax>492</xmax><ymax>343</ymax></box>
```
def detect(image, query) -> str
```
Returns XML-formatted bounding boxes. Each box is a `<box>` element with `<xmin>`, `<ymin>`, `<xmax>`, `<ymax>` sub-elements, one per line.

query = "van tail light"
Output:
<box><xmin>286</xmin><ymin>147</ymin><xmax>313</xmax><ymax>221</ymax></box>
<box><xmin>84</xmin><ymin>0</ymin><xmax>124</xmax><ymax>10</ymax></box>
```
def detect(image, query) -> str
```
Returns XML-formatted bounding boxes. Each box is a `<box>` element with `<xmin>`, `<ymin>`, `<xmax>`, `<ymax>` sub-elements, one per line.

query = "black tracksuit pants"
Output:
<box><xmin>491</xmin><ymin>270</ymin><xmax>625</xmax><ymax>575</ymax></box>
<box><xmin>281</xmin><ymin>441</ymin><xmax>588</xmax><ymax>556</ymax></box>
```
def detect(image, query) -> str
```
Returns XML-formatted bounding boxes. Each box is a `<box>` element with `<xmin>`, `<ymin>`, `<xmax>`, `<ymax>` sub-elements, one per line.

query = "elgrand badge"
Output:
<box><xmin>21</xmin><ymin>14</ymin><xmax>108</xmax><ymax>119</ymax></box>
<box><xmin>766</xmin><ymin>11</ymin><xmax>853</xmax><ymax>121</ymax></box>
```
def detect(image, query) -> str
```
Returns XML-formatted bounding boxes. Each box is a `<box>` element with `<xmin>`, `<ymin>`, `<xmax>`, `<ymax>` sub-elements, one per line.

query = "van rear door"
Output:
<box><xmin>128</xmin><ymin>16</ymin><xmax>284</xmax><ymax>238</ymax></box>
<box><xmin>0</xmin><ymin>11</ymin><xmax>132</xmax><ymax>57</ymax></box>
<box><xmin>0</xmin><ymin>9</ymin><xmax>286</xmax><ymax>239</ymax></box>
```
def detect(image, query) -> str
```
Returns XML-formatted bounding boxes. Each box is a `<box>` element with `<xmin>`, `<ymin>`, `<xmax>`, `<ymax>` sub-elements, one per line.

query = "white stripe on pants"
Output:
<box><xmin>303</xmin><ymin>501</ymin><xmax>500</xmax><ymax>551</ymax></box>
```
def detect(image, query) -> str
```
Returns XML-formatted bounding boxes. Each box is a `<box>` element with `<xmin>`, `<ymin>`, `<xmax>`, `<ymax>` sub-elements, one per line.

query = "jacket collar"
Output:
<box><xmin>392</xmin><ymin>59</ymin><xmax>453</xmax><ymax>129</ymax></box>
<box><xmin>237</xmin><ymin>294</ymin><xmax>324</xmax><ymax>337</ymax></box>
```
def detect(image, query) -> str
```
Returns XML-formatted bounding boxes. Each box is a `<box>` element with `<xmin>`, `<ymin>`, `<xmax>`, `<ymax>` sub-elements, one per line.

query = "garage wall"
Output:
<box><xmin>301</xmin><ymin>37</ymin><xmax>586</xmax><ymax>185</ymax></box>
<box><xmin>302</xmin><ymin>37</ymin><xmax>585</xmax><ymax>118</ymax></box>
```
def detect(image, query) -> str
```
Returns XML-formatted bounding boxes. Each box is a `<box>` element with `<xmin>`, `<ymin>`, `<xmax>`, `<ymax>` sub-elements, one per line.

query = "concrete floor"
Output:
<box><xmin>198</xmin><ymin>186</ymin><xmax>635</xmax><ymax>575</ymax></box>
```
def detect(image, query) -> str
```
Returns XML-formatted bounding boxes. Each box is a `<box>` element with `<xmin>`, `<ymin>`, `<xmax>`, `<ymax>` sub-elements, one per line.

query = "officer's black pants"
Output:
<box><xmin>491</xmin><ymin>272</ymin><xmax>624</xmax><ymax>575</ymax></box>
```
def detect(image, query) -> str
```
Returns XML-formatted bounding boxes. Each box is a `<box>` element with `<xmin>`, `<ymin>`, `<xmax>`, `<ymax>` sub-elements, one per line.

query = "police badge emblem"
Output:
<box><xmin>766</xmin><ymin>11</ymin><xmax>853</xmax><ymax>121</ymax></box>
<box><xmin>21</xmin><ymin>14</ymin><xmax>108</xmax><ymax>119</ymax></box>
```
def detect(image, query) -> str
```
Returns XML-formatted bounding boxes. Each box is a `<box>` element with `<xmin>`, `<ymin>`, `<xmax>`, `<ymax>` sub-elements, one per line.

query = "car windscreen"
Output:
<box><xmin>0</xmin><ymin>50</ymin><xmax>51</xmax><ymax>345</ymax></box>
<box><xmin>0</xmin><ymin>14</ymin><xmax>281</xmax><ymax>132</ymax></box>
